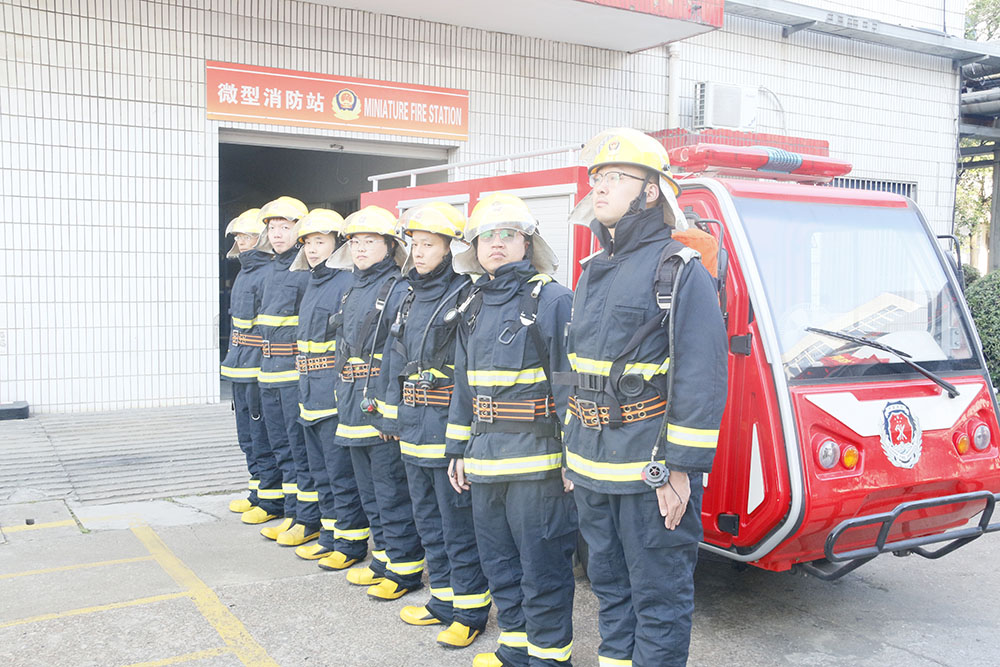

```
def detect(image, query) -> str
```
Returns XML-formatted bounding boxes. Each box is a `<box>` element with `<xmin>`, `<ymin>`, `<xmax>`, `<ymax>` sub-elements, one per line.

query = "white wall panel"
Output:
<box><xmin>0</xmin><ymin>0</ymin><xmax>962</xmax><ymax>411</ymax></box>
<box><xmin>793</xmin><ymin>0</ymin><xmax>965</xmax><ymax>37</ymax></box>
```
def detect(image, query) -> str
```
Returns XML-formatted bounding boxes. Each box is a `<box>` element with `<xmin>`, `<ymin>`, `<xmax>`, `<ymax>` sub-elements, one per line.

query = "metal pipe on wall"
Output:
<box><xmin>667</xmin><ymin>42</ymin><xmax>681</xmax><ymax>129</ymax></box>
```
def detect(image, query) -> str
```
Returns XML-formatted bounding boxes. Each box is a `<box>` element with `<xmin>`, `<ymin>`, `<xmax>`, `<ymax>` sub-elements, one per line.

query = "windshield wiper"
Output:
<box><xmin>805</xmin><ymin>327</ymin><xmax>959</xmax><ymax>398</ymax></box>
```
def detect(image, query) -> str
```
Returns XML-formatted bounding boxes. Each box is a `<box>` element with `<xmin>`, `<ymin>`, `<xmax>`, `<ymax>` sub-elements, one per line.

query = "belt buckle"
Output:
<box><xmin>578</xmin><ymin>373</ymin><xmax>603</xmax><ymax>392</ymax></box>
<box><xmin>230</xmin><ymin>331</ymin><xmax>240</xmax><ymax>347</ymax></box>
<box><xmin>402</xmin><ymin>381</ymin><xmax>416</xmax><ymax>407</ymax></box>
<box><xmin>261</xmin><ymin>339</ymin><xmax>271</xmax><ymax>358</ymax></box>
<box><xmin>296</xmin><ymin>354</ymin><xmax>308</xmax><ymax>374</ymax></box>
<box><xmin>575</xmin><ymin>397</ymin><xmax>602</xmax><ymax>431</ymax></box>
<box><xmin>476</xmin><ymin>395</ymin><xmax>494</xmax><ymax>423</ymax></box>
<box><xmin>341</xmin><ymin>363</ymin><xmax>355</xmax><ymax>383</ymax></box>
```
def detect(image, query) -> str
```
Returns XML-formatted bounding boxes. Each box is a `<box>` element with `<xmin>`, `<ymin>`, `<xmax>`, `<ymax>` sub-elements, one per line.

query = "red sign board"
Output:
<box><xmin>574</xmin><ymin>0</ymin><xmax>724</xmax><ymax>26</ymax></box>
<box><xmin>206</xmin><ymin>61</ymin><xmax>469</xmax><ymax>141</ymax></box>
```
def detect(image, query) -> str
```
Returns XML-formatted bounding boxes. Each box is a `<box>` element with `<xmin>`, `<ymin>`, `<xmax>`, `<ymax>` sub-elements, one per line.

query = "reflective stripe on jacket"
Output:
<box><xmin>444</xmin><ymin>260</ymin><xmax>572</xmax><ymax>483</ymax></box>
<box><xmin>296</xmin><ymin>263</ymin><xmax>353</xmax><ymax>424</ymax></box>
<box><xmin>333</xmin><ymin>254</ymin><xmax>407</xmax><ymax>447</ymax></box>
<box><xmin>564</xmin><ymin>206</ymin><xmax>728</xmax><ymax>494</ymax></box>
<box><xmin>257</xmin><ymin>247</ymin><xmax>310</xmax><ymax>386</ymax></box>
<box><xmin>220</xmin><ymin>249</ymin><xmax>270</xmax><ymax>383</ymax></box>
<box><xmin>379</xmin><ymin>260</ymin><xmax>468</xmax><ymax>467</ymax></box>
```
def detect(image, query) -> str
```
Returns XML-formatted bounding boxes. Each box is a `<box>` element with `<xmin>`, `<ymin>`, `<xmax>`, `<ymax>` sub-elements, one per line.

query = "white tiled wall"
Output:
<box><xmin>794</xmin><ymin>0</ymin><xmax>966</xmax><ymax>37</ymax></box>
<box><xmin>0</xmin><ymin>0</ymin><xmax>961</xmax><ymax>412</ymax></box>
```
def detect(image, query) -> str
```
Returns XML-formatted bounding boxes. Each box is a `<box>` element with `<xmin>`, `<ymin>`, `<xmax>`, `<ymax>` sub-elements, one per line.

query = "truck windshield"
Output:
<box><xmin>733</xmin><ymin>196</ymin><xmax>980</xmax><ymax>381</ymax></box>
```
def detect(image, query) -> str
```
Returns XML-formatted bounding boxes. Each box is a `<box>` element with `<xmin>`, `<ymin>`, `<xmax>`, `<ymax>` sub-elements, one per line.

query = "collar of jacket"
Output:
<box><xmin>274</xmin><ymin>244</ymin><xmax>299</xmax><ymax>268</ymax></box>
<box><xmin>478</xmin><ymin>259</ymin><xmax>535</xmax><ymax>305</ymax></box>
<box><xmin>309</xmin><ymin>260</ymin><xmax>335</xmax><ymax>283</ymax></box>
<box><xmin>354</xmin><ymin>253</ymin><xmax>399</xmax><ymax>287</ymax></box>
<box><xmin>590</xmin><ymin>205</ymin><xmax>671</xmax><ymax>257</ymax></box>
<box><xmin>238</xmin><ymin>249</ymin><xmax>271</xmax><ymax>271</ymax></box>
<box><xmin>405</xmin><ymin>254</ymin><xmax>456</xmax><ymax>301</ymax></box>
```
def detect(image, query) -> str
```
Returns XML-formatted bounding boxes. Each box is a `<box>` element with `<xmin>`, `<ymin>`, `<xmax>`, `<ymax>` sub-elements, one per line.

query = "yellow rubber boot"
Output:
<box><xmin>260</xmin><ymin>517</ymin><xmax>294</xmax><ymax>540</ymax></box>
<box><xmin>318</xmin><ymin>552</ymin><xmax>361</xmax><ymax>571</ymax></box>
<box><xmin>437</xmin><ymin>622</ymin><xmax>481</xmax><ymax>649</ymax></box>
<box><xmin>399</xmin><ymin>605</ymin><xmax>446</xmax><ymax>626</ymax></box>
<box><xmin>229</xmin><ymin>498</ymin><xmax>254</xmax><ymax>514</ymax></box>
<box><xmin>241</xmin><ymin>507</ymin><xmax>279</xmax><ymax>525</ymax></box>
<box><xmin>367</xmin><ymin>579</ymin><xmax>415</xmax><ymax>601</ymax></box>
<box><xmin>295</xmin><ymin>543</ymin><xmax>332</xmax><ymax>560</ymax></box>
<box><xmin>472</xmin><ymin>652</ymin><xmax>503</xmax><ymax>667</ymax></box>
<box><xmin>346</xmin><ymin>565</ymin><xmax>385</xmax><ymax>586</ymax></box>
<box><xmin>276</xmin><ymin>523</ymin><xmax>320</xmax><ymax>547</ymax></box>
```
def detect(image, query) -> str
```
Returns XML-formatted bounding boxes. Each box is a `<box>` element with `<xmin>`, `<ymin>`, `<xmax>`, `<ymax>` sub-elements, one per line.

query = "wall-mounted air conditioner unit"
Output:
<box><xmin>693</xmin><ymin>82</ymin><xmax>757</xmax><ymax>130</ymax></box>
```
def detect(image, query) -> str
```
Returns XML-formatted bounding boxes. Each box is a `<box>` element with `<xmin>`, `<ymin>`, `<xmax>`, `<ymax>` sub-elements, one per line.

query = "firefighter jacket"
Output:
<box><xmin>333</xmin><ymin>254</ymin><xmax>407</xmax><ymax>448</ymax></box>
<box><xmin>378</xmin><ymin>258</ymin><xmax>471</xmax><ymax>467</ymax></box>
<box><xmin>563</xmin><ymin>205</ymin><xmax>728</xmax><ymax>494</ymax></box>
<box><xmin>296</xmin><ymin>262</ymin><xmax>353</xmax><ymax>425</ymax></box>
<box><xmin>257</xmin><ymin>246</ymin><xmax>311</xmax><ymax>387</ymax></box>
<box><xmin>444</xmin><ymin>260</ymin><xmax>573</xmax><ymax>483</ymax></box>
<box><xmin>221</xmin><ymin>249</ymin><xmax>270</xmax><ymax>383</ymax></box>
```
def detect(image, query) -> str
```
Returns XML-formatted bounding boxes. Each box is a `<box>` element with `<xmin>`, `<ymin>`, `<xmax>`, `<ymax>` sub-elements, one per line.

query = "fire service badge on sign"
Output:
<box><xmin>880</xmin><ymin>401</ymin><xmax>922</xmax><ymax>469</ymax></box>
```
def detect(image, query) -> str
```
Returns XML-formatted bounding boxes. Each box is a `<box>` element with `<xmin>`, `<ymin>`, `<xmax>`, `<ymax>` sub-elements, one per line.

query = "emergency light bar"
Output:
<box><xmin>669</xmin><ymin>143</ymin><xmax>853</xmax><ymax>179</ymax></box>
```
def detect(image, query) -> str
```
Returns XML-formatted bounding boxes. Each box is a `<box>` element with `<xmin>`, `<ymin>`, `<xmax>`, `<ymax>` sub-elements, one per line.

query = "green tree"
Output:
<box><xmin>966</xmin><ymin>270</ymin><xmax>1000</xmax><ymax>386</ymax></box>
<box><xmin>955</xmin><ymin>141</ymin><xmax>992</xmax><ymax>247</ymax></box>
<box><xmin>966</xmin><ymin>0</ymin><xmax>1000</xmax><ymax>40</ymax></box>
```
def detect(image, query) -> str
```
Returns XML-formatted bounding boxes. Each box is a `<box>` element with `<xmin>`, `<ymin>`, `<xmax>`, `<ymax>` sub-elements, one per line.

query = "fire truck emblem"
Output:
<box><xmin>333</xmin><ymin>89</ymin><xmax>360</xmax><ymax>120</ymax></box>
<box><xmin>879</xmin><ymin>401</ymin><xmax>922</xmax><ymax>469</ymax></box>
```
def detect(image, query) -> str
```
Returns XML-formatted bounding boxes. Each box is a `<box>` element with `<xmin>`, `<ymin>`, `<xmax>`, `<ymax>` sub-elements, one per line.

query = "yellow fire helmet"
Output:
<box><xmin>452</xmin><ymin>193</ymin><xmax>558</xmax><ymax>276</ymax></box>
<box><xmin>290</xmin><ymin>208</ymin><xmax>347</xmax><ymax>271</ymax></box>
<box><xmin>326</xmin><ymin>205</ymin><xmax>408</xmax><ymax>270</ymax></box>
<box><xmin>255</xmin><ymin>196</ymin><xmax>309</xmax><ymax>254</ymax></box>
<box><xmin>224</xmin><ymin>208</ymin><xmax>263</xmax><ymax>259</ymax></box>
<box><xmin>399</xmin><ymin>202</ymin><xmax>469</xmax><ymax>274</ymax></box>
<box><xmin>577</xmin><ymin>127</ymin><xmax>686</xmax><ymax>229</ymax></box>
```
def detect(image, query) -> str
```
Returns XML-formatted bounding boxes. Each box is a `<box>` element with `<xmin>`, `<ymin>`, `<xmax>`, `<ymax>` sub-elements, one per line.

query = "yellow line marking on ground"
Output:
<box><xmin>2</xmin><ymin>519</ymin><xmax>78</xmax><ymax>533</ymax></box>
<box><xmin>0</xmin><ymin>555</ymin><xmax>157</xmax><ymax>580</ymax></box>
<box><xmin>0</xmin><ymin>592</ymin><xmax>191</xmax><ymax>629</ymax></box>
<box><xmin>121</xmin><ymin>646</ymin><xmax>232</xmax><ymax>666</ymax></box>
<box><xmin>130</xmin><ymin>524</ymin><xmax>278</xmax><ymax>667</ymax></box>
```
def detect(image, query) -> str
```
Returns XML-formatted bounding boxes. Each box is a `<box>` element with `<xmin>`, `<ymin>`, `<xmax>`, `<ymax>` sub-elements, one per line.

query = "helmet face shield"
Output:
<box><xmin>225</xmin><ymin>208</ymin><xmax>263</xmax><ymax>258</ymax></box>
<box><xmin>453</xmin><ymin>193</ymin><xmax>558</xmax><ymax>276</ymax></box>
<box><xmin>290</xmin><ymin>209</ymin><xmax>346</xmax><ymax>271</ymax></box>
<box><xmin>255</xmin><ymin>197</ymin><xmax>309</xmax><ymax>254</ymax></box>
<box><xmin>327</xmin><ymin>206</ymin><xmax>407</xmax><ymax>270</ymax></box>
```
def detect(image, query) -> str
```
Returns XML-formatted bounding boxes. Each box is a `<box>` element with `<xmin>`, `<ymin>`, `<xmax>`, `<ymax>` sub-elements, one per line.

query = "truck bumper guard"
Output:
<box><xmin>798</xmin><ymin>490</ymin><xmax>1000</xmax><ymax>581</ymax></box>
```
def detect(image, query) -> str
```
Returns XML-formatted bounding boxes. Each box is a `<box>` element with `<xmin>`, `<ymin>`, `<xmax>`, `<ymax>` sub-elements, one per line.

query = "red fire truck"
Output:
<box><xmin>364</xmin><ymin>143</ymin><xmax>1000</xmax><ymax>579</ymax></box>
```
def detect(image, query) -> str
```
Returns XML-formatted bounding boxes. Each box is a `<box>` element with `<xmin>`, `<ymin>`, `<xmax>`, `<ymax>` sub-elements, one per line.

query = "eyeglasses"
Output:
<box><xmin>588</xmin><ymin>170</ymin><xmax>646</xmax><ymax>188</ymax></box>
<box><xmin>478</xmin><ymin>229</ymin><xmax>521</xmax><ymax>242</ymax></box>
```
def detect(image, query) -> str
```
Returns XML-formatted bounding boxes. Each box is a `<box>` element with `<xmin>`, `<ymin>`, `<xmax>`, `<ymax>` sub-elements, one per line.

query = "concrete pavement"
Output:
<box><xmin>3</xmin><ymin>405</ymin><xmax>1000</xmax><ymax>666</ymax></box>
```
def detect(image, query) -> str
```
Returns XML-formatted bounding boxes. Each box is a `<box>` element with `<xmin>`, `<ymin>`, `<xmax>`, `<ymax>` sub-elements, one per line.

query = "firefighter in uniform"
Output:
<box><xmin>377</xmin><ymin>202</ymin><xmax>491</xmax><ymax>649</ymax></box>
<box><xmin>327</xmin><ymin>206</ymin><xmax>425</xmax><ymax>600</ymax></box>
<box><xmin>251</xmin><ymin>197</ymin><xmax>324</xmax><ymax>548</ymax></box>
<box><xmin>446</xmin><ymin>193</ymin><xmax>577</xmax><ymax>667</ymax></box>
<box><xmin>561</xmin><ymin>129</ymin><xmax>728</xmax><ymax>667</ymax></box>
<box><xmin>220</xmin><ymin>208</ymin><xmax>277</xmax><ymax>516</ymax></box>
<box><xmin>288</xmin><ymin>209</ymin><xmax>371</xmax><ymax>568</ymax></box>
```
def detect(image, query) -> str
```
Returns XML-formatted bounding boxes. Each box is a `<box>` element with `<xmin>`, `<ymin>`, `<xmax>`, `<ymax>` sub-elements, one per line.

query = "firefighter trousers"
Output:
<box><xmin>349</xmin><ymin>441</ymin><xmax>424</xmax><ymax>589</ymax></box>
<box><xmin>231</xmin><ymin>381</ymin><xmax>267</xmax><ymax>506</ymax></box>
<box><xmin>302</xmin><ymin>418</ymin><xmax>369</xmax><ymax>557</ymax></box>
<box><xmin>405</xmin><ymin>462</ymin><xmax>491</xmax><ymax>629</ymax></box>
<box><xmin>241</xmin><ymin>383</ymin><xmax>283</xmax><ymax>515</ymax></box>
<box><xmin>472</xmin><ymin>476</ymin><xmax>577</xmax><ymax>666</ymax></box>
<box><xmin>574</xmin><ymin>486</ymin><xmax>701</xmax><ymax>667</ymax></box>
<box><xmin>259</xmin><ymin>384</ymin><xmax>318</xmax><ymax>526</ymax></box>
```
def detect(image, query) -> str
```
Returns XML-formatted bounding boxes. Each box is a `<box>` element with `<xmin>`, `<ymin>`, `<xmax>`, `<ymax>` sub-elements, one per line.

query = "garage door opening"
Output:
<box><xmin>218</xmin><ymin>133</ymin><xmax>449</xmax><ymax>387</ymax></box>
